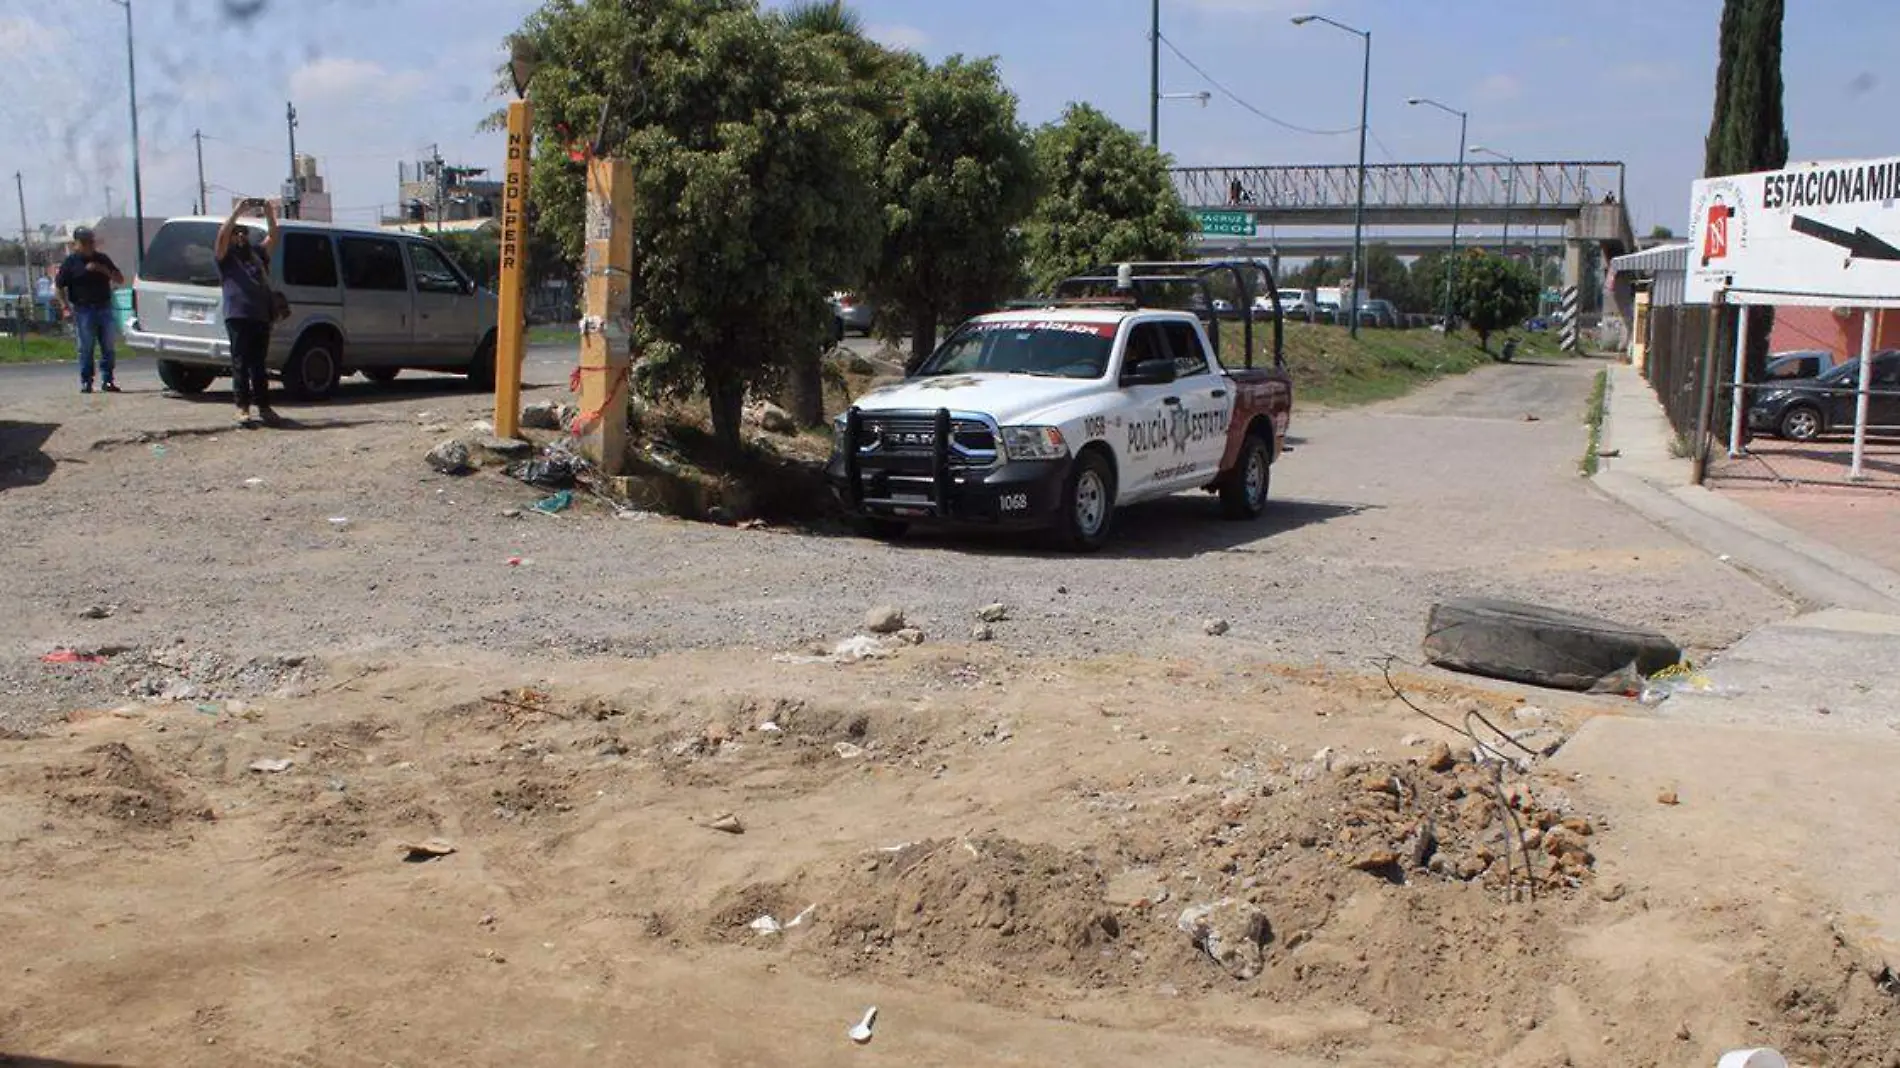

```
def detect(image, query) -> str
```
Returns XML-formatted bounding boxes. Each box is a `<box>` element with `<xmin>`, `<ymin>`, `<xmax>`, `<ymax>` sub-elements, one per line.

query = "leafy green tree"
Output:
<box><xmin>1454</xmin><ymin>252</ymin><xmax>1538</xmax><ymax>352</ymax></box>
<box><xmin>513</xmin><ymin>0</ymin><xmax>879</xmax><ymax>451</ymax></box>
<box><xmin>1361</xmin><ymin>243</ymin><xmax>1409</xmax><ymax>306</ymax></box>
<box><xmin>437</xmin><ymin>230</ymin><xmax>501</xmax><ymax>290</ymax></box>
<box><xmin>1405</xmin><ymin>250</ymin><xmax>1450</xmax><ymax>314</ymax></box>
<box><xmin>1024</xmin><ymin>103</ymin><xmax>1195</xmax><ymax>291</ymax></box>
<box><xmin>1286</xmin><ymin>255</ymin><xmax>1345</xmax><ymax>291</ymax></box>
<box><xmin>1650</xmin><ymin>224</ymin><xmax>1676</xmax><ymax>240</ymax></box>
<box><xmin>1705</xmin><ymin>0</ymin><xmax>1788</xmax><ymax>412</ymax></box>
<box><xmin>865</xmin><ymin>55</ymin><xmax>1036</xmax><ymax>367</ymax></box>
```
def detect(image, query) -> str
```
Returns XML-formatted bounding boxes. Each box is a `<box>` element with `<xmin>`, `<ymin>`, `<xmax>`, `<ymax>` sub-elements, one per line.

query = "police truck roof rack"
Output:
<box><xmin>1048</xmin><ymin>259</ymin><xmax>1285</xmax><ymax>370</ymax></box>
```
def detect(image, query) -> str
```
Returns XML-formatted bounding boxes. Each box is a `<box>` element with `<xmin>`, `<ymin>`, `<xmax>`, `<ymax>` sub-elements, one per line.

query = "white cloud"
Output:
<box><xmin>1474</xmin><ymin>73</ymin><xmax>1522</xmax><ymax>103</ymax></box>
<box><xmin>1173</xmin><ymin>0</ymin><xmax>1308</xmax><ymax>15</ymax></box>
<box><xmin>865</xmin><ymin>23</ymin><xmax>929</xmax><ymax>52</ymax></box>
<box><xmin>289</xmin><ymin>56</ymin><xmax>426</xmax><ymax>104</ymax></box>
<box><xmin>0</xmin><ymin>14</ymin><xmax>66</xmax><ymax>65</ymax></box>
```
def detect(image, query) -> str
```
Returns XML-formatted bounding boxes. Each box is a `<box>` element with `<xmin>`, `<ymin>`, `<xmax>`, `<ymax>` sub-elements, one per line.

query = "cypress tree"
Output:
<box><xmin>1703</xmin><ymin>0</ymin><xmax>1788</xmax><ymax>412</ymax></box>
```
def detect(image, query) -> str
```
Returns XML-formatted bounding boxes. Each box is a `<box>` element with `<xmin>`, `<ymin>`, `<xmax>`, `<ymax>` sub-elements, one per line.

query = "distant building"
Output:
<box><xmin>390</xmin><ymin>156</ymin><xmax>500</xmax><ymax>228</ymax></box>
<box><xmin>236</xmin><ymin>154</ymin><xmax>332</xmax><ymax>222</ymax></box>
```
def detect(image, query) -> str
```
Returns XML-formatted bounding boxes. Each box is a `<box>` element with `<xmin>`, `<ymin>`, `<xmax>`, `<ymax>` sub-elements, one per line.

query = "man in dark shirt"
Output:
<box><xmin>216</xmin><ymin>199</ymin><xmax>280</xmax><ymax>427</ymax></box>
<box><xmin>54</xmin><ymin>227</ymin><xmax>125</xmax><ymax>394</ymax></box>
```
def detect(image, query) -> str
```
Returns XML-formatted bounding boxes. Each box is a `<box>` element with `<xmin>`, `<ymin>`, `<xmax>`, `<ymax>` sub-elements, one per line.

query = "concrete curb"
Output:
<box><xmin>1593</xmin><ymin>363</ymin><xmax>1900</xmax><ymax>614</ymax></box>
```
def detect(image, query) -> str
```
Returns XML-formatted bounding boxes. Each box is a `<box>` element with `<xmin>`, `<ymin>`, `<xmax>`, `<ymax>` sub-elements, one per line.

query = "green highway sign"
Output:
<box><xmin>1196</xmin><ymin>210</ymin><xmax>1257</xmax><ymax>237</ymax></box>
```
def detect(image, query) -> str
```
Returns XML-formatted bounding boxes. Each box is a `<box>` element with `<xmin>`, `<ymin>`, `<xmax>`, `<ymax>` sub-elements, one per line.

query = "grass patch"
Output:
<box><xmin>1581</xmin><ymin>368</ymin><xmax>1609</xmax><ymax>476</ymax></box>
<box><xmin>1239</xmin><ymin>322</ymin><xmax>1560</xmax><ymax>408</ymax></box>
<box><xmin>0</xmin><ymin>335</ymin><xmax>78</xmax><ymax>364</ymax></box>
<box><xmin>527</xmin><ymin>325</ymin><xmax>579</xmax><ymax>346</ymax></box>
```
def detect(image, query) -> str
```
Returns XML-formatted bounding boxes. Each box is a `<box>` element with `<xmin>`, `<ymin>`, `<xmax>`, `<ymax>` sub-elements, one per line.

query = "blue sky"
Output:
<box><xmin>5</xmin><ymin>0</ymin><xmax>1895</xmax><ymax>244</ymax></box>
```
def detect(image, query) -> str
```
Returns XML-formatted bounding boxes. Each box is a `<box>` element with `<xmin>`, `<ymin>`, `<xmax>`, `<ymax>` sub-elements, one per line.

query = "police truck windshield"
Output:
<box><xmin>915</xmin><ymin>320</ymin><xmax>1117</xmax><ymax>380</ymax></box>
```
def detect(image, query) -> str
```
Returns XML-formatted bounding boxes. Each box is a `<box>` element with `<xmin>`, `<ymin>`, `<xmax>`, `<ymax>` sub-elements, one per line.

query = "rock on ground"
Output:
<box><xmin>425</xmin><ymin>439</ymin><xmax>473</xmax><ymax>475</ymax></box>
<box><xmin>1177</xmin><ymin>899</ymin><xmax>1270</xmax><ymax>979</ymax></box>
<box><xmin>864</xmin><ymin>605</ymin><xmax>906</xmax><ymax>635</ymax></box>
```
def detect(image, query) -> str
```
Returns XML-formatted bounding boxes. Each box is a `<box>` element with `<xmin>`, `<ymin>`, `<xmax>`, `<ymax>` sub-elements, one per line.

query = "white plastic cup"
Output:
<box><xmin>1717</xmin><ymin>1050</ymin><xmax>1788</xmax><ymax>1068</ymax></box>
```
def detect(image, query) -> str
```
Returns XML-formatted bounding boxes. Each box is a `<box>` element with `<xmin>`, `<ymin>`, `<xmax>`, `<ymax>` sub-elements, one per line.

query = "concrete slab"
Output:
<box><xmin>1556</xmin><ymin>713</ymin><xmax>1900</xmax><ymax>971</ymax></box>
<box><xmin>1656</xmin><ymin>610</ymin><xmax>1900</xmax><ymax>735</ymax></box>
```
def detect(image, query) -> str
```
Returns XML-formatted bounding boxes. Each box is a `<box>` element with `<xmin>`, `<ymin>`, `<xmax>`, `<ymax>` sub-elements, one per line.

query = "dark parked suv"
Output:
<box><xmin>1748</xmin><ymin>350</ymin><xmax>1900</xmax><ymax>441</ymax></box>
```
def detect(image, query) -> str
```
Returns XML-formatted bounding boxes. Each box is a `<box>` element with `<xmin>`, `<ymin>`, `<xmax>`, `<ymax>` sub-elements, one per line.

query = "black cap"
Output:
<box><xmin>72</xmin><ymin>226</ymin><xmax>95</xmax><ymax>242</ymax></box>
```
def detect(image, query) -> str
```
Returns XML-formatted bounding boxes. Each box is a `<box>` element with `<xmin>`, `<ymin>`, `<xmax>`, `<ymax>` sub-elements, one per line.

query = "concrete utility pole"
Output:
<box><xmin>14</xmin><ymin>171</ymin><xmax>30</xmax><ymax>357</ymax></box>
<box><xmin>194</xmin><ymin>129</ymin><xmax>207</xmax><ymax>215</ymax></box>
<box><xmin>284</xmin><ymin>102</ymin><xmax>300</xmax><ymax>219</ymax></box>
<box><xmin>431</xmin><ymin>144</ymin><xmax>446</xmax><ymax>233</ymax></box>
<box><xmin>102</xmin><ymin>0</ymin><xmax>145</xmax><ymax>272</ymax></box>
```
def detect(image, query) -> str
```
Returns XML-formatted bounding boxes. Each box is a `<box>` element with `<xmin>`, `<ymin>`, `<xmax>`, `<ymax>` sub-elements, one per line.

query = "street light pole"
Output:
<box><xmin>1408</xmin><ymin>97</ymin><xmax>1467</xmax><ymax>328</ymax></box>
<box><xmin>1149</xmin><ymin>0</ymin><xmax>1161</xmax><ymax>148</ymax></box>
<box><xmin>103</xmin><ymin>0</ymin><xmax>145</xmax><ymax>273</ymax></box>
<box><xmin>1292</xmin><ymin>14</ymin><xmax>1371</xmax><ymax>338</ymax></box>
<box><xmin>1472</xmin><ymin>146</ymin><xmax>1516</xmax><ymax>259</ymax></box>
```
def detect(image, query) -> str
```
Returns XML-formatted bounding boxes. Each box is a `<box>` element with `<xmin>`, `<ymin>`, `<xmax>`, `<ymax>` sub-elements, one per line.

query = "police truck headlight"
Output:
<box><xmin>1000</xmin><ymin>425</ymin><xmax>1068</xmax><ymax>461</ymax></box>
<box><xmin>832</xmin><ymin>413</ymin><xmax>849</xmax><ymax>437</ymax></box>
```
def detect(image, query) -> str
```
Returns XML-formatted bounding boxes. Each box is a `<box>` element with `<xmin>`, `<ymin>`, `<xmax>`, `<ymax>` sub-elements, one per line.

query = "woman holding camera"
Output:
<box><xmin>215</xmin><ymin>198</ymin><xmax>281</xmax><ymax>427</ymax></box>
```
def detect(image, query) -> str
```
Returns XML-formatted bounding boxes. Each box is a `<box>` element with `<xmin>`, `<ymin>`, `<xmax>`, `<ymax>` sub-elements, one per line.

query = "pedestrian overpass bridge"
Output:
<box><xmin>1172</xmin><ymin>161</ymin><xmax>1637</xmax><ymax>326</ymax></box>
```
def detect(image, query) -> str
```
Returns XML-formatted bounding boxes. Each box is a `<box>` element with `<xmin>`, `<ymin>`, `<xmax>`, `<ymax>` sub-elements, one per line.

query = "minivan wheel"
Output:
<box><xmin>464</xmin><ymin>334</ymin><xmax>497</xmax><ymax>391</ymax></box>
<box><xmin>156</xmin><ymin>359</ymin><xmax>216</xmax><ymax>395</ymax></box>
<box><xmin>283</xmin><ymin>336</ymin><xmax>343</xmax><ymax>401</ymax></box>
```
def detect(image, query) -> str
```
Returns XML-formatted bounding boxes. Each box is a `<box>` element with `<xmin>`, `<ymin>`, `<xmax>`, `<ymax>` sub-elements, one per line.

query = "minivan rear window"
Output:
<box><xmin>142</xmin><ymin>220</ymin><xmax>261</xmax><ymax>286</ymax></box>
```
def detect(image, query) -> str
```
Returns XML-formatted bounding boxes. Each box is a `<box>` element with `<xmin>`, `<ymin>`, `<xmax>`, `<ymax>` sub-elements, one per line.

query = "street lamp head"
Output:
<box><xmin>1405</xmin><ymin>97</ymin><xmax>1423</xmax><ymax>106</ymax></box>
<box><xmin>1290</xmin><ymin>14</ymin><xmax>1316</xmax><ymax>25</ymax></box>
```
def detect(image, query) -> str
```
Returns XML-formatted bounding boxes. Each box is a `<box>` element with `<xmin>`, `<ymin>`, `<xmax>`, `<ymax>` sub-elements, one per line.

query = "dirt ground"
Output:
<box><xmin>2</xmin><ymin>649</ymin><xmax>1896</xmax><ymax>1067</ymax></box>
<box><xmin>7</xmin><ymin>361</ymin><xmax>1888</xmax><ymax>1066</ymax></box>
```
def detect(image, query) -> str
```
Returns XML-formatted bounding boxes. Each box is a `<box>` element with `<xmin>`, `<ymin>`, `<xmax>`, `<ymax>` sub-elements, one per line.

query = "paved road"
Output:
<box><xmin>0</xmin><ymin>344</ymin><xmax>580</xmax><ymax>403</ymax></box>
<box><xmin>1</xmin><ymin>355</ymin><xmax>1790</xmax><ymax>696</ymax></box>
<box><xmin>0</xmin><ymin>337</ymin><xmax>895</xmax><ymax>404</ymax></box>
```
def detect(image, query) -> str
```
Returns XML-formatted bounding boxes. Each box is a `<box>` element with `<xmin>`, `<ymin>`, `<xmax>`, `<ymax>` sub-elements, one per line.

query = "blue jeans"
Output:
<box><xmin>73</xmin><ymin>305</ymin><xmax>117</xmax><ymax>386</ymax></box>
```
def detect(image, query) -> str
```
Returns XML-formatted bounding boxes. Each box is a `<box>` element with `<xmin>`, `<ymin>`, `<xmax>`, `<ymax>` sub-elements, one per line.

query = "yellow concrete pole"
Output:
<box><xmin>492</xmin><ymin>97</ymin><xmax>532</xmax><ymax>439</ymax></box>
<box><xmin>577</xmin><ymin>157</ymin><xmax>633</xmax><ymax>474</ymax></box>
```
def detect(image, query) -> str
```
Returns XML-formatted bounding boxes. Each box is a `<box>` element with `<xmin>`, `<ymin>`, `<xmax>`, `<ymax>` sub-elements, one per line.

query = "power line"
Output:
<box><xmin>1156</xmin><ymin>33</ymin><xmax>1359</xmax><ymax>137</ymax></box>
<box><xmin>1368</xmin><ymin>128</ymin><xmax>1401</xmax><ymax>164</ymax></box>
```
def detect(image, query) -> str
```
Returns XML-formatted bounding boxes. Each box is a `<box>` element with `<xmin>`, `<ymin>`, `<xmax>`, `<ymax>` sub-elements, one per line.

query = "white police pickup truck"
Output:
<box><xmin>826</xmin><ymin>302</ymin><xmax>1292</xmax><ymax>551</ymax></box>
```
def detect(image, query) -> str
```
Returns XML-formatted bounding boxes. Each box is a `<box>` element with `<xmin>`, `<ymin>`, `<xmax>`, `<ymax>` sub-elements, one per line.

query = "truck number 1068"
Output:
<box><xmin>999</xmin><ymin>493</ymin><xmax>1029</xmax><ymax>512</ymax></box>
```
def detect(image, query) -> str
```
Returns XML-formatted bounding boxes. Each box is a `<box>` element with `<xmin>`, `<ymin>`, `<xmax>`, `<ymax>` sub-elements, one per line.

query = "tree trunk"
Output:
<box><xmin>907</xmin><ymin>309</ymin><xmax>937</xmax><ymax>373</ymax></box>
<box><xmin>1477</xmin><ymin>329</ymin><xmax>1491</xmax><ymax>353</ymax></box>
<box><xmin>706</xmin><ymin>366</ymin><xmax>747</xmax><ymax>456</ymax></box>
<box><xmin>784</xmin><ymin>344</ymin><xmax>825</xmax><ymax>429</ymax></box>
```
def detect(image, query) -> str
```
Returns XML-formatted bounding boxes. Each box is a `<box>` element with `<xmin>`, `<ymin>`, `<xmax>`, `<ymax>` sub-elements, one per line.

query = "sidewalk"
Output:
<box><xmin>1581</xmin><ymin>364</ymin><xmax>1900</xmax><ymax>972</ymax></box>
<box><xmin>1594</xmin><ymin>362</ymin><xmax>1900</xmax><ymax>614</ymax></box>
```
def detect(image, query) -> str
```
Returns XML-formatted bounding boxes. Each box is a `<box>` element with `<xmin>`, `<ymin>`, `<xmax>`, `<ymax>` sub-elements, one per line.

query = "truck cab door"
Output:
<box><xmin>1114</xmin><ymin>321</ymin><xmax>1176</xmax><ymax>498</ymax></box>
<box><xmin>1156</xmin><ymin>320</ymin><xmax>1237</xmax><ymax>490</ymax></box>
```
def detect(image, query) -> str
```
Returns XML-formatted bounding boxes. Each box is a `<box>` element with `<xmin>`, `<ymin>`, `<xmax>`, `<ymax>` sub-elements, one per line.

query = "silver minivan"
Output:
<box><xmin>128</xmin><ymin>217</ymin><xmax>499</xmax><ymax>400</ymax></box>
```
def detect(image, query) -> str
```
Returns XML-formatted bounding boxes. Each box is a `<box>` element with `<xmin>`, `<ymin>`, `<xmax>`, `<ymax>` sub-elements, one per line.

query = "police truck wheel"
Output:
<box><xmin>1054</xmin><ymin>449</ymin><xmax>1116</xmax><ymax>552</ymax></box>
<box><xmin>1219</xmin><ymin>433</ymin><xmax>1272</xmax><ymax>520</ymax></box>
<box><xmin>156</xmin><ymin>359</ymin><xmax>216</xmax><ymax>395</ymax></box>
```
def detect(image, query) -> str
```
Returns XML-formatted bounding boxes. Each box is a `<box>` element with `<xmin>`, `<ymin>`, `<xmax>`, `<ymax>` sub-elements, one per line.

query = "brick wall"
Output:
<box><xmin>1770</xmin><ymin>305</ymin><xmax>1900</xmax><ymax>356</ymax></box>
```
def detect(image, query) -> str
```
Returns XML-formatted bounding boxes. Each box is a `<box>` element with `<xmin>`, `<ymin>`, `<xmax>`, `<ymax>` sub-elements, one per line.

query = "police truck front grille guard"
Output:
<box><xmin>842</xmin><ymin>407</ymin><xmax>1003</xmax><ymax>518</ymax></box>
